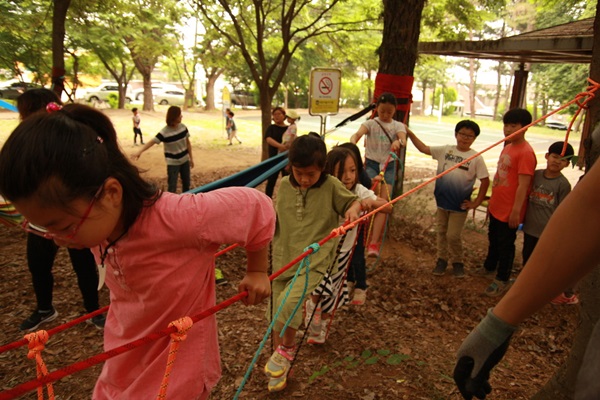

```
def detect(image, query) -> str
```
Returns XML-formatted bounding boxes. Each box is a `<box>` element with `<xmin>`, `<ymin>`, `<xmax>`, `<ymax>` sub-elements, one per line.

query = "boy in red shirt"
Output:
<box><xmin>475</xmin><ymin>108</ymin><xmax>537</xmax><ymax>296</ymax></box>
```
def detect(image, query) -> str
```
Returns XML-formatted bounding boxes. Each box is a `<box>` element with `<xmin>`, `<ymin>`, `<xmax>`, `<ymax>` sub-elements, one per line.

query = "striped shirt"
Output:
<box><xmin>153</xmin><ymin>123</ymin><xmax>190</xmax><ymax>166</ymax></box>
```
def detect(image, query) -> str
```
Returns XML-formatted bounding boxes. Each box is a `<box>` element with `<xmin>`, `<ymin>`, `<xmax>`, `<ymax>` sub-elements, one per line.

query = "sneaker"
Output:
<box><xmin>307</xmin><ymin>327</ymin><xmax>327</xmax><ymax>345</ymax></box>
<box><xmin>551</xmin><ymin>293</ymin><xmax>579</xmax><ymax>305</ymax></box>
<box><xmin>215</xmin><ymin>268</ymin><xmax>228</xmax><ymax>286</ymax></box>
<box><xmin>268</xmin><ymin>371</ymin><xmax>289</xmax><ymax>392</ymax></box>
<box><xmin>472</xmin><ymin>266</ymin><xmax>496</xmax><ymax>278</ymax></box>
<box><xmin>432</xmin><ymin>258</ymin><xmax>447</xmax><ymax>276</ymax></box>
<box><xmin>86</xmin><ymin>314</ymin><xmax>106</xmax><ymax>329</ymax></box>
<box><xmin>20</xmin><ymin>308</ymin><xmax>59</xmax><ymax>332</ymax></box>
<box><xmin>351</xmin><ymin>289</ymin><xmax>367</xmax><ymax>305</ymax></box>
<box><xmin>264</xmin><ymin>345</ymin><xmax>296</xmax><ymax>378</ymax></box>
<box><xmin>303</xmin><ymin>299</ymin><xmax>322</xmax><ymax>334</ymax></box>
<box><xmin>452</xmin><ymin>263</ymin><xmax>465</xmax><ymax>278</ymax></box>
<box><xmin>366</xmin><ymin>243</ymin><xmax>380</xmax><ymax>258</ymax></box>
<box><xmin>484</xmin><ymin>279</ymin><xmax>510</xmax><ymax>297</ymax></box>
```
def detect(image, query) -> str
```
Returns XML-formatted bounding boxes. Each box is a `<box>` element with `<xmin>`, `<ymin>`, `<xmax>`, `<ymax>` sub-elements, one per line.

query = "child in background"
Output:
<box><xmin>523</xmin><ymin>141</ymin><xmax>576</xmax><ymax>304</ymax></box>
<box><xmin>0</xmin><ymin>104</ymin><xmax>275</xmax><ymax>399</ymax></box>
<box><xmin>132</xmin><ymin>107</ymin><xmax>144</xmax><ymax>146</ymax></box>
<box><xmin>407</xmin><ymin>120</ymin><xmax>489</xmax><ymax>277</ymax></box>
<box><xmin>265</xmin><ymin>135</ymin><xmax>361</xmax><ymax>392</ymax></box>
<box><xmin>281</xmin><ymin>109</ymin><xmax>300</xmax><ymax>149</ymax></box>
<box><xmin>338</xmin><ymin>142</ymin><xmax>372</xmax><ymax>305</ymax></box>
<box><xmin>226</xmin><ymin>109</ymin><xmax>242</xmax><ymax>145</ymax></box>
<box><xmin>131</xmin><ymin>106</ymin><xmax>194</xmax><ymax>193</ymax></box>
<box><xmin>305</xmin><ymin>146</ymin><xmax>392</xmax><ymax>344</ymax></box>
<box><xmin>350</xmin><ymin>92</ymin><xmax>407</xmax><ymax>258</ymax></box>
<box><xmin>476</xmin><ymin>108</ymin><xmax>537</xmax><ymax>297</ymax></box>
<box><xmin>264</xmin><ymin>107</ymin><xmax>289</xmax><ymax>198</ymax></box>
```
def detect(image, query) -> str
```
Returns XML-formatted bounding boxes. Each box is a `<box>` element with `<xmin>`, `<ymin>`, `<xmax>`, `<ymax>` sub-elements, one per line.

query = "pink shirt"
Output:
<box><xmin>91</xmin><ymin>188</ymin><xmax>275</xmax><ymax>399</ymax></box>
<box><xmin>489</xmin><ymin>141</ymin><xmax>537</xmax><ymax>223</ymax></box>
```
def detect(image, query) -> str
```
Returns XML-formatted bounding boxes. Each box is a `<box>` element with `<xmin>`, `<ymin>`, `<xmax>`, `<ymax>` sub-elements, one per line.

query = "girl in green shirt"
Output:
<box><xmin>264</xmin><ymin>134</ymin><xmax>361</xmax><ymax>392</ymax></box>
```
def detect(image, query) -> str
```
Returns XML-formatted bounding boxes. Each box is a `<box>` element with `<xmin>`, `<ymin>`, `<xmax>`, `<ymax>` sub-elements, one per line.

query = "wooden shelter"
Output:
<box><xmin>418</xmin><ymin>17</ymin><xmax>594</xmax><ymax>163</ymax></box>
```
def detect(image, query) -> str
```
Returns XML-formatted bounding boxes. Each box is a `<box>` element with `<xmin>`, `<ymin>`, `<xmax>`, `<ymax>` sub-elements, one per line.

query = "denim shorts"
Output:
<box><xmin>365</xmin><ymin>158</ymin><xmax>397</xmax><ymax>185</ymax></box>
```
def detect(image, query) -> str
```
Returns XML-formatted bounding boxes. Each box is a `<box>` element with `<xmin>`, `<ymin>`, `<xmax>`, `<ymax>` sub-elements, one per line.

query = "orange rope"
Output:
<box><xmin>156</xmin><ymin>317</ymin><xmax>194</xmax><ymax>400</ymax></box>
<box><xmin>24</xmin><ymin>331</ymin><xmax>54</xmax><ymax>400</ymax></box>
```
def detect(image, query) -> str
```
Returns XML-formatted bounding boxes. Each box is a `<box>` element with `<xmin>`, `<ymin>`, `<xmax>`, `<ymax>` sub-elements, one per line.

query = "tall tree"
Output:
<box><xmin>194</xmin><ymin>0</ymin><xmax>378</xmax><ymax>159</ymax></box>
<box><xmin>51</xmin><ymin>0</ymin><xmax>71</xmax><ymax>97</ymax></box>
<box><xmin>121</xmin><ymin>0</ymin><xmax>183</xmax><ymax>111</ymax></box>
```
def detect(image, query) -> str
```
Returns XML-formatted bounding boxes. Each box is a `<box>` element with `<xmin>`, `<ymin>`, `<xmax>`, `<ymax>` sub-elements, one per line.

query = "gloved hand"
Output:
<box><xmin>454</xmin><ymin>308</ymin><xmax>518</xmax><ymax>399</ymax></box>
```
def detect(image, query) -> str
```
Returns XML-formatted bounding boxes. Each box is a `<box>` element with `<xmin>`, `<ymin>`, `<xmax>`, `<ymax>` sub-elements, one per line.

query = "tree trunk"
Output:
<box><xmin>379</xmin><ymin>0</ymin><xmax>425</xmax><ymax>197</ymax></box>
<box><xmin>51</xmin><ymin>0</ymin><xmax>71</xmax><ymax>98</ymax></box>
<box><xmin>260</xmin><ymin>89</ymin><xmax>274</xmax><ymax>161</ymax></box>
<box><xmin>204</xmin><ymin>69</ymin><xmax>221</xmax><ymax>111</ymax></box>
<box><xmin>532</xmin><ymin>5</ymin><xmax>600</xmax><ymax>398</ymax></box>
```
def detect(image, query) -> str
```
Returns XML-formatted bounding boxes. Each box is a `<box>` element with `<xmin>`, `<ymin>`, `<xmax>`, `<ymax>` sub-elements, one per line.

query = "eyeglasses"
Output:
<box><xmin>457</xmin><ymin>132</ymin><xmax>476</xmax><ymax>140</ymax></box>
<box><xmin>21</xmin><ymin>184</ymin><xmax>104</xmax><ymax>240</ymax></box>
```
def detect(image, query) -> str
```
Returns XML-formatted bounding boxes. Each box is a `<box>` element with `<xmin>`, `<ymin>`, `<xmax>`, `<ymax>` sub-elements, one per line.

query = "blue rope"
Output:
<box><xmin>233</xmin><ymin>243</ymin><xmax>320</xmax><ymax>399</ymax></box>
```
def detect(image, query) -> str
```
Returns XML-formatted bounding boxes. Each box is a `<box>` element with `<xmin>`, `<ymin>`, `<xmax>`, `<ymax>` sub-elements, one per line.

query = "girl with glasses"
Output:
<box><xmin>0</xmin><ymin>103</ymin><xmax>275</xmax><ymax>399</ymax></box>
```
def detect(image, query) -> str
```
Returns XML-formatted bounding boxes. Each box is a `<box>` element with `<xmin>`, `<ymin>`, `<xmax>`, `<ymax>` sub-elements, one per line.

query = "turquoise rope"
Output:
<box><xmin>233</xmin><ymin>243</ymin><xmax>320</xmax><ymax>399</ymax></box>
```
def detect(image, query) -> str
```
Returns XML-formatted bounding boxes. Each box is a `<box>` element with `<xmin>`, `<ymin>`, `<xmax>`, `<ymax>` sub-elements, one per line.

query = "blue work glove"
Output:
<box><xmin>454</xmin><ymin>308</ymin><xmax>518</xmax><ymax>399</ymax></box>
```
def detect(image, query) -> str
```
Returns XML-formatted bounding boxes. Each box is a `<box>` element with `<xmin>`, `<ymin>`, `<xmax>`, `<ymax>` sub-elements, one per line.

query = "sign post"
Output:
<box><xmin>309</xmin><ymin>68</ymin><xmax>341</xmax><ymax>136</ymax></box>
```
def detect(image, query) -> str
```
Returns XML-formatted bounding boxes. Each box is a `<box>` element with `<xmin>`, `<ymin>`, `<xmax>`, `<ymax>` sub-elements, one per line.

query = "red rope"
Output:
<box><xmin>0</xmin><ymin>245</ymin><xmax>240</xmax><ymax>355</ymax></box>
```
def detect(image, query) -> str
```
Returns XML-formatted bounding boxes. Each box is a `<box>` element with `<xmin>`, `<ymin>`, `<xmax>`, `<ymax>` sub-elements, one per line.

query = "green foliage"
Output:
<box><xmin>107</xmin><ymin>93</ymin><xmax>119</xmax><ymax>109</ymax></box>
<box><xmin>0</xmin><ymin>0</ymin><xmax>53</xmax><ymax>82</ymax></box>
<box><xmin>433</xmin><ymin>86</ymin><xmax>458</xmax><ymax>116</ymax></box>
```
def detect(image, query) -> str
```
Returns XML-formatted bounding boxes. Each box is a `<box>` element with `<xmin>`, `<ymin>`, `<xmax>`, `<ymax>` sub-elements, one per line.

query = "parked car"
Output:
<box><xmin>231</xmin><ymin>90</ymin><xmax>256</xmax><ymax>107</ymax></box>
<box><xmin>154</xmin><ymin>89</ymin><xmax>186</xmax><ymax>106</ymax></box>
<box><xmin>0</xmin><ymin>82</ymin><xmax>43</xmax><ymax>100</ymax></box>
<box><xmin>545</xmin><ymin>121</ymin><xmax>568</xmax><ymax>130</ymax></box>
<box><xmin>86</xmin><ymin>83</ymin><xmax>132</xmax><ymax>103</ymax></box>
<box><xmin>132</xmin><ymin>83</ymin><xmax>178</xmax><ymax>101</ymax></box>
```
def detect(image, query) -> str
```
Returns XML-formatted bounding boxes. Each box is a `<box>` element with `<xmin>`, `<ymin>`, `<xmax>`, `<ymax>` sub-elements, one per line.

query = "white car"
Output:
<box><xmin>132</xmin><ymin>83</ymin><xmax>178</xmax><ymax>101</ymax></box>
<box><xmin>86</xmin><ymin>83</ymin><xmax>132</xmax><ymax>103</ymax></box>
<box><xmin>154</xmin><ymin>89</ymin><xmax>186</xmax><ymax>106</ymax></box>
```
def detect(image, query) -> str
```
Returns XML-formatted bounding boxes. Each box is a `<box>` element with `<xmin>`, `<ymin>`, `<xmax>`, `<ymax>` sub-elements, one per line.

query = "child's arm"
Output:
<box><xmin>186</xmin><ymin>137</ymin><xmax>194</xmax><ymax>169</ymax></box>
<box><xmin>461</xmin><ymin>177</ymin><xmax>490</xmax><ymax>210</ymax></box>
<box><xmin>391</xmin><ymin>126</ymin><xmax>408</xmax><ymax>153</ymax></box>
<box><xmin>344</xmin><ymin>200</ymin><xmax>362</xmax><ymax>223</ymax></box>
<box><xmin>350</xmin><ymin>125</ymin><xmax>369</xmax><ymax>144</ymax></box>
<box><xmin>406</xmin><ymin>127</ymin><xmax>431</xmax><ymax>155</ymax></box>
<box><xmin>131</xmin><ymin>140</ymin><xmax>156</xmax><ymax>160</ymax></box>
<box><xmin>508</xmin><ymin>174</ymin><xmax>532</xmax><ymax>228</ymax></box>
<box><xmin>362</xmin><ymin>196</ymin><xmax>393</xmax><ymax>214</ymax></box>
<box><xmin>238</xmin><ymin>245</ymin><xmax>271</xmax><ymax>306</ymax></box>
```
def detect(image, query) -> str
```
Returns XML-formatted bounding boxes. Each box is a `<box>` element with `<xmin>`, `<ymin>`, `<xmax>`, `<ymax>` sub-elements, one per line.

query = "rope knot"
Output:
<box><xmin>303</xmin><ymin>243</ymin><xmax>320</xmax><ymax>255</ymax></box>
<box><xmin>168</xmin><ymin>317</ymin><xmax>193</xmax><ymax>342</ymax></box>
<box><xmin>332</xmin><ymin>226</ymin><xmax>348</xmax><ymax>236</ymax></box>
<box><xmin>25</xmin><ymin>330</ymin><xmax>49</xmax><ymax>359</ymax></box>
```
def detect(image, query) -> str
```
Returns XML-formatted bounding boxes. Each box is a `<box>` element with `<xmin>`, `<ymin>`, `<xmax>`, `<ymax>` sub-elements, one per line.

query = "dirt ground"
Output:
<box><xmin>0</xmin><ymin>134</ymin><xmax>579</xmax><ymax>399</ymax></box>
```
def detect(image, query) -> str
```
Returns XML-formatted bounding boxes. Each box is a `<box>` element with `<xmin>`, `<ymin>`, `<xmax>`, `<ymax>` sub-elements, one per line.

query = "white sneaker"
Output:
<box><xmin>307</xmin><ymin>327</ymin><xmax>327</xmax><ymax>344</ymax></box>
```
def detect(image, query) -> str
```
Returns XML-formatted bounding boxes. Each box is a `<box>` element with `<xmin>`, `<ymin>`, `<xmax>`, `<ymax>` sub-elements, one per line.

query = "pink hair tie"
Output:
<box><xmin>46</xmin><ymin>102</ymin><xmax>62</xmax><ymax>113</ymax></box>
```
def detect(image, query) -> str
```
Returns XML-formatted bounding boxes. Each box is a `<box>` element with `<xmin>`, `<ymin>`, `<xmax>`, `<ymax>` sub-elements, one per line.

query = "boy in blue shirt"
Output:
<box><xmin>407</xmin><ymin>120</ymin><xmax>489</xmax><ymax>277</ymax></box>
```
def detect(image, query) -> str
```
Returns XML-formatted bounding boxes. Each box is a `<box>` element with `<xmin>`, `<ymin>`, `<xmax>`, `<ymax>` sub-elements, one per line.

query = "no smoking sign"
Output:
<box><xmin>309</xmin><ymin>68</ymin><xmax>341</xmax><ymax>115</ymax></box>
